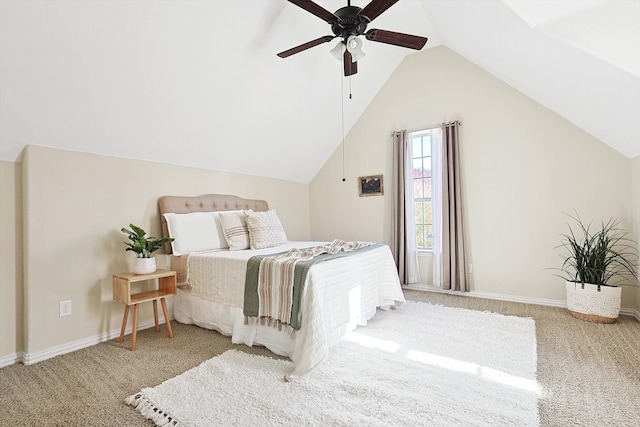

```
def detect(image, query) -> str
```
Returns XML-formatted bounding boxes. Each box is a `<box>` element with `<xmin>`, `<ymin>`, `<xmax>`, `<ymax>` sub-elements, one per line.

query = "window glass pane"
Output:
<box><xmin>423</xmin><ymin>138</ymin><xmax>431</xmax><ymax>155</ymax></box>
<box><xmin>423</xmin><ymin>156</ymin><xmax>431</xmax><ymax>178</ymax></box>
<box><xmin>413</xmin><ymin>158</ymin><xmax>423</xmax><ymax>178</ymax></box>
<box><xmin>416</xmin><ymin>225</ymin><xmax>424</xmax><ymax>248</ymax></box>
<box><xmin>425</xmin><ymin>225</ymin><xmax>433</xmax><ymax>240</ymax></box>
<box><xmin>424</xmin><ymin>177</ymin><xmax>432</xmax><ymax>198</ymax></box>
<box><xmin>412</xmin><ymin>138</ymin><xmax>422</xmax><ymax>158</ymax></box>
<box><xmin>424</xmin><ymin>201</ymin><xmax>433</xmax><ymax>223</ymax></box>
<box><xmin>424</xmin><ymin>225</ymin><xmax>433</xmax><ymax>249</ymax></box>
<box><xmin>414</xmin><ymin>202</ymin><xmax>423</xmax><ymax>224</ymax></box>
<box><xmin>413</xmin><ymin>178</ymin><xmax>423</xmax><ymax>199</ymax></box>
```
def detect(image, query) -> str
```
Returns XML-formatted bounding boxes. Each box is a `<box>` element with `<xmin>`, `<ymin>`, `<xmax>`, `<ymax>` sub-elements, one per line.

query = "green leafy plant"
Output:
<box><xmin>121</xmin><ymin>224</ymin><xmax>174</xmax><ymax>258</ymax></box>
<box><xmin>556</xmin><ymin>213</ymin><xmax>638</xmax><ymax>286</ymax></box>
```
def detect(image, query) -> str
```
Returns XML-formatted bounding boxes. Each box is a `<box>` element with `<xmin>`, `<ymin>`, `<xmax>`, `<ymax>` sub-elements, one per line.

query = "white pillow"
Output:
<box><xmin>244</xmin><ymin>209</ymin><xmax>287</xmax><ymax>250</ymax></box>
<box><xmin>163</xmin><ymin>212</ymin><xmax>233</xmax><ymax>255</ymax></box>
<box><xmin>219</xmin><ymin>211</ymin><xmax>250</xmax><ymax>251</ymax></box>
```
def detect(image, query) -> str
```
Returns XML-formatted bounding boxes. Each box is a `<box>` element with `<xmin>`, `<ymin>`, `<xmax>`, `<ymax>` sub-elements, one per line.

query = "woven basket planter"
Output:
<box><xmin>565</xmin><ymin>281</ymin><xmax>621</xmax><ymax>323</ymax></box>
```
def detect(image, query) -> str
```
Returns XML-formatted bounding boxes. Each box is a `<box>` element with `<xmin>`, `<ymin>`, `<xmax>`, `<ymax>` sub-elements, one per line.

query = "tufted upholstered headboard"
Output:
<box><xmin>158</xmin><ymin>194</ymin><xmax>269</xmax><ymax>254</ymax></box>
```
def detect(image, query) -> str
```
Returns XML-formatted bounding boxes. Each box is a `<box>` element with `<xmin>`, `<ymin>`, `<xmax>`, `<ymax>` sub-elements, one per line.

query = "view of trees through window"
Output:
<box><xmin>411</xmin><ymin>129</ymin><xmax>434</xmax><ymax>250</ymax></box>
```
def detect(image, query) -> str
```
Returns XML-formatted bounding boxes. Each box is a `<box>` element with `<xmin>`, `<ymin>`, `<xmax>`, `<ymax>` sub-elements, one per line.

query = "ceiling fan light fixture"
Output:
<box><xmin>278</xmin><ymin>0</ymin><xmax>428</xmax><ymax>76</ymax></box>
<box><xmin>330</xmin><ymin>40</ymin><xmax>346</xmax><ymax>60</ymax></box>
<box><xmin>346</xmin><ymin>35</ymin><xmax>365</xmax><ymax>61</ymax></box>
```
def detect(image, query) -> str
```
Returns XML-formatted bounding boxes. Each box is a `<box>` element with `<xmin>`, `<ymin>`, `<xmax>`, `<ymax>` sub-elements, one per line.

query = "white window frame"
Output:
<box><xmin>409</xmin><ymin>127</ymin><xmax>440</xmax><ymax>252</ymax></box>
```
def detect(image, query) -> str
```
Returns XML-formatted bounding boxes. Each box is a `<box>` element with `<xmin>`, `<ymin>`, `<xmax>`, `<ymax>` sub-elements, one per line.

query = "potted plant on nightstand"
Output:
<box><xmin>121</xmin><ymin>224</ymin><xmax>174</xmax><ymax>275</ymax></box>
<box><xmin>555</xmin><ymin>213</ymin><xmax>638</xmax><ymax>323</ymax></box>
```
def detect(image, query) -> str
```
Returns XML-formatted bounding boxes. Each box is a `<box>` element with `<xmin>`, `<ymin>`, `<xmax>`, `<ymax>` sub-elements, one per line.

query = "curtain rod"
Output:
<box><xmin>391</xmin><ymin>121</ymin><xmax>463</xmax><ymax>136</ymax></box>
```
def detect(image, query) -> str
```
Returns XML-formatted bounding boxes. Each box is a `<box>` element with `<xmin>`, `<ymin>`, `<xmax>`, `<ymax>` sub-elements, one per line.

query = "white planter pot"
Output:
<box><xmin>132</xmin><ymin>257</ymin><xmax>156</xmax><ymax>275</ymax></box>
<box><xmin>565</xmin><ymin>281</ymin><xmax>622</xmax><ymax>323</ymax></box>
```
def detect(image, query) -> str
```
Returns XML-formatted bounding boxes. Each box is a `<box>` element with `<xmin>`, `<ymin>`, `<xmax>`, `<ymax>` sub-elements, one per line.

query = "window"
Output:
<box><xmin>410</xmin><ymin>128</ymin><xmax>437</xmax><ymax>250</ymax></box>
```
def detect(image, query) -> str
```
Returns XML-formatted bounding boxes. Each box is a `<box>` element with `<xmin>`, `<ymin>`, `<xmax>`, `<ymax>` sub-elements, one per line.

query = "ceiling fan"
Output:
<box><xmin>277</xmin><ymin>0</ymin><xmax>428</xmax><ymax>76</ymax></box>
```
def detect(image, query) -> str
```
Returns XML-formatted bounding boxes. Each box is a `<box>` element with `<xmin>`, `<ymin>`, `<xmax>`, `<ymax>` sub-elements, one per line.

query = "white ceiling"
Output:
<box><xmin>1</xmin><ymin>0</ymin><xmax>638</xmax><ymax>183</ymax></box>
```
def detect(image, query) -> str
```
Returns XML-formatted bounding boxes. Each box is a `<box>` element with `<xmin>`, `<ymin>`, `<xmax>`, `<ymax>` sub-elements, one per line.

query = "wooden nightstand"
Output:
<box><xmin>112</xmin><ymin>269</ymin><xmax>177</xmax><ymax>351</ymax></box>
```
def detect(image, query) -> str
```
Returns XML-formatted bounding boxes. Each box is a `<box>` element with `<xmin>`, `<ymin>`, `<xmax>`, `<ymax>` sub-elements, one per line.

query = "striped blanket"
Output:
<box><xmin>243</xmin><ymin>240</ymin><xmax>380</xmax><ymax>332</ymax></box>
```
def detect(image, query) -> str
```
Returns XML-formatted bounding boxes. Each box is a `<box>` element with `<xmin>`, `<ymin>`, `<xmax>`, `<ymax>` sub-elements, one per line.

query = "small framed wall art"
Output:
<box><xmin>358</xmin><ymin>174</ymin><xmax>383</xmax><ymax>197</ymax></box>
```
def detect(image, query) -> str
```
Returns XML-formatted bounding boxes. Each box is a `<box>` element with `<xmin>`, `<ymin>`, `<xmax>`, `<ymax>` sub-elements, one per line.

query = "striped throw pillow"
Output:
<box><xmin>245</xmin><ymin>209</ymin><xmax>287</xmax><ymax>249</ymax></box>
<box><xmin>219</xmin><ymin>211</ymin><xmax>250</xmax><ymax>251</ymax></box>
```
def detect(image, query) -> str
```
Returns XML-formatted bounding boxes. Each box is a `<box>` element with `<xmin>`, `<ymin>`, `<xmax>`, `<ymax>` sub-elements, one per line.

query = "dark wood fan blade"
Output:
<box><xmin>343</xmin><ymin>50</ymin><xmax>358</xmax><ymax>76</ymax></box>
<box><xmin>365</xmin><ymin>29</ymin><xmax>427</xmax><ymax>50</ymax></box>
<box><xmin>359</xmin><ymin>0</ymin><xmax>399</xmax><ymax>22</ymax></box>
<box><xmin>277</xmin><ymin>35</ymin><xmax>336</xmax><ymax>58</ymax></box>
<box><xmin>287</xmin><ymin>0</ymin><xmax>341</xmax><ymax>23</ymax></box>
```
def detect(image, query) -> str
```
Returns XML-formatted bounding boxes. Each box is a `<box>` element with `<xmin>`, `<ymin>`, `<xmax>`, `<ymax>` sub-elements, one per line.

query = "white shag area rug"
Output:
<box><xmin>126</xmin><ymin>301</ymin><xmax>539</xmax><ymax>426</ymax></box>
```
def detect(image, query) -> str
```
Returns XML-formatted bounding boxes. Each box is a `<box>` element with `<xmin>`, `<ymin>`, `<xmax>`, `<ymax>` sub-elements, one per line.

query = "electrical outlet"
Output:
<box><xmin>59</xmin><ymin>300</ymin><xmax>72</xmax><ymax>317</ymax></box>
<box><xmin>468</xmin><ymin>263</ymin><xmax>473</xmax><ymax>274</ymax></box>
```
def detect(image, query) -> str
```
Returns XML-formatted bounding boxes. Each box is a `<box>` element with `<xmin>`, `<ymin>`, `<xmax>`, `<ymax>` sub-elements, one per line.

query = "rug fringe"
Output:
<box><xmin>125</xmin><ymin>393</ymin><xmax>180</xmax><ymax>427</ymax></box>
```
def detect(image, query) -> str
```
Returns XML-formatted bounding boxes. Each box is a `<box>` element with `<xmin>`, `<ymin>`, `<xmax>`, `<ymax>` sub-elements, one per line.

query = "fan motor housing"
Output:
<box><xmin>332</xmin><ymin>6</ymin><xmax>368</xmax><ymax>37</ymax></box>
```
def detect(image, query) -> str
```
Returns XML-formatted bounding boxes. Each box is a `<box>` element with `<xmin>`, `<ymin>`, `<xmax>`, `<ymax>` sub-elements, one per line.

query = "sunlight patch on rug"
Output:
<box><xmin>126</xmin><ymin>301</ymin><xmax>539</xmax><ymax>426</ymax></box>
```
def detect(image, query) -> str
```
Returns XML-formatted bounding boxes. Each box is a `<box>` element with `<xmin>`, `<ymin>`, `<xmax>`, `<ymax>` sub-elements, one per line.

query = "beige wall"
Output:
<box><xmin>15</xmin><ymin>145</ymin><xmax>309</xmax><ymax>360</ymax></box>
<box><xmin>310</xmin><ymin>46</ymin><xmax>634</xmax><ymax>307</ymax></box>
<box><xmin>0</xmin><ymin>160</ymin><xmax>23</xmax><ymax>361</ymax></box>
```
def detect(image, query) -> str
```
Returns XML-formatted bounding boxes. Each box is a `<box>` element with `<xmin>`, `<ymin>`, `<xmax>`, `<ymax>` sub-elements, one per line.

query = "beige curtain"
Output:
<box><xmin>391</xmin><ymin>130</ymin><xmax>419</xmax><ymax>285</ymax></box>
<box><xmin>440</xmin><ymin>121</ymin><xmax>469</xmax><ymax>291</ymax></box>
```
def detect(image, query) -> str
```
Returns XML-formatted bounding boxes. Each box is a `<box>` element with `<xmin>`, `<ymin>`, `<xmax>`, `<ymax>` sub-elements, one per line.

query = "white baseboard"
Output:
<box><xmin>403</xmin><ymin>284</ymin><xmax>566</xmax><ymax>307</ymax></box>
<box><xmin>13</xmin><ymin>316</ymin><xmax>173</xmax><ymax>367</ymax></box>
<box><xmin>0</xmin><ymin>352</ymin><xmax>24</xmax><ymax>368</ymax></box>
<box><xmin>403</xmin><ymin>284</ymin><xmax>640</xmax><ymax>320</ymax></box>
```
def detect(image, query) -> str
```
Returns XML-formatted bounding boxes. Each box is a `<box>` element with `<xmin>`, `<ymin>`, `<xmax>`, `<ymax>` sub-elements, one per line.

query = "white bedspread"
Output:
<box><xmin>186</xmin><ymin>242</ymin><xmax>317</xmax><ymax>308</ymax></box>
<box><xmin>177</xmin><ymin>241</ymin><xmax>405</xmax><ymax>376</ymax></box>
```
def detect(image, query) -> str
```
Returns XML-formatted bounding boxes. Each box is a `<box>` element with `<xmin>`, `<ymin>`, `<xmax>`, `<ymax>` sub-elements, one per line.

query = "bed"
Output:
<box><xmin>158</xmin><ymin>194</ymin><xmax>405</xmax><ymax>377</ymax></box>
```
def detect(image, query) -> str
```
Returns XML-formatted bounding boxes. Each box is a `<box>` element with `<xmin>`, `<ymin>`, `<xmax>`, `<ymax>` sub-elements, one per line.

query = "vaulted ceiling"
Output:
<box><xmin>1</xmin><ymin>0</ymin><xmax>638</xmax><ymax>183</ymax></box>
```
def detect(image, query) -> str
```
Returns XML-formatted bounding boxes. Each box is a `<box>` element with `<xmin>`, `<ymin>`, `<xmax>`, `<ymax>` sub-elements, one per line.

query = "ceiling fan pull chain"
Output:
<box><xmin>341</xmin><ymin>61</ymin><xmax>346</xmax><ymax>182</ymax></box>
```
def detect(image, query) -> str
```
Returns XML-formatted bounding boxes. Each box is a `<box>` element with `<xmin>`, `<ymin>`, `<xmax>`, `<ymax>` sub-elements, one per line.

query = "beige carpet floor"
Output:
<box><xmin>1</xmin><ymin>290</ymin><xmax>639</xmax><ymax>426</ymax></box>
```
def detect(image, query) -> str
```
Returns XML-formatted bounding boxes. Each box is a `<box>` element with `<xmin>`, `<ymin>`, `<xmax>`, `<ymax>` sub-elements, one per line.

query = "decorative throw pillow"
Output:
<box><xmin>244</xmin><ymin>209</ymin><xmax>287</xmax><ymax>250</ymax></box>
<box><xmin>219</xmin><ymin>211</ymin><xmax>250</xmax><ymax>251</ymax></box>
<box><xmin>163</xmin><ymin>212</ymin><xmax>229</xmax><ymax>255</ymax></box>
